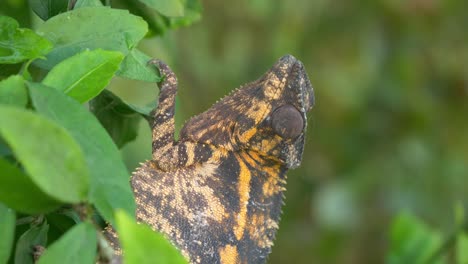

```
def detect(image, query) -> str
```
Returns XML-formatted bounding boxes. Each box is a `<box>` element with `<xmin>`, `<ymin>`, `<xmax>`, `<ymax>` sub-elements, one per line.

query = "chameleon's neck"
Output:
<box><xmin>212</xmin><ymin>149</ymin><xmax>288</xmax><ymax>263</ymax></box>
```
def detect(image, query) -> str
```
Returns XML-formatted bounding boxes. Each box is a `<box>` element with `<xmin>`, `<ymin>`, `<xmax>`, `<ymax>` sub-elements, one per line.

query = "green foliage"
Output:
<box><xmin>457</xmin><ymin>234</ymin><xmax>468</xmax><ymax>264</ymax></box>
<box><xmin>29</xmin><ymin>0</ymin><xmax>69</xmax><ymax>21</ymax></box>
<box><xmin>0</xmin><ymin>158</ymin><xmax>61</xmax><ymax>214</ymax></box>
<box><xmin>42</xmin><ymin>49</ymin><xmax>124</xmax><ymax>103</ymax></box>
<box><xmin>388</xmin><ymin>213</ymin><xmax>445</xmax><ymax>264</ymax></box>
<box><xmin>117</xmin><ymin>49</ymin><xmax>161</xmax><ymax>82</ymax></box>
<box><xmin>0</xmin><ymin>204</ymin><xmax>15</xmax><ymax>264</ymax></box>
<box><xmin>388</xmin><ymin>210</ymin><xmax>468</xmax><ymax>264</ymax></box>
<box><xmin>0</xmin><ymin>16</ymin><xmax>52</xmax><ymax>64</ymax></box>
<box><xmin>37</xmin><ymin>222</ymin><xmax>97</xmax><ymax>264</ymax></box>
<box><xmin>74</xmin><ymin>0</ymin><xmax>103</xmax><ymax>9</ymax></box>
<box><xmin>34</xmin><ymin>7</ymin><xmax>147</xmax><ymax>69</ymax></box>
<box><xmin>0</xmin><ymin>106</ymin><xmax>90</xmax><ymax>204</ymax></box>
<box><xmin>0</xmin><ymin>75</ymin><xmax>27</xmax><ymax>107</ymax></box>
<box><xmin>90</xmin><ymin>90</ymin><xmax>153</xmax><ymax>148</ymax></box>
<box><xmin>14</xmin><ymin>222</ymin><xmax>49</xmax><ymax>264</ymax></box>
<box><xmin>167</xmin><ymin>0</ymin><xmax>202</xmax><ymax>28</ymax></box>
<box><xmin>455</xmin><ymin>203</ymin><xmax>468</xmax><ymax>264</ymax></box>
<box><xmin>138</xmin><ymin>0</ymin><xmax>185</xmax><ymax>17</ymax></box>
<box><xmin>116</xmin><ymin>210</ymin><xmax>188</xmax><ymax>264</ymax></box>
<box><xmin>0</xmin><ymin>1</ymin><xmax>200</xmax><ymax>262</ymax></box>
<box><xmin>28</xmin><ymin>82</ymin><xmax>135</xmax><ymax>225</ymax></box>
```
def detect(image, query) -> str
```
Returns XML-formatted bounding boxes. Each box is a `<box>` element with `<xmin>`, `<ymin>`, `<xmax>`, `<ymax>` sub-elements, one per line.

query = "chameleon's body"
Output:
<box><xmin>117</xmin><ymin>55</ymin><xmax>313</xmax><ymax>263</ymax></box>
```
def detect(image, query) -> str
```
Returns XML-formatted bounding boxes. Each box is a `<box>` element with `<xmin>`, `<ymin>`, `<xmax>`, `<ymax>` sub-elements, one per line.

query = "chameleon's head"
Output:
<box><xmin>180</xmin><ymin>55</ymin><xmax>314</xmax><ymax>168</ymax></box>
<box><xmin>233</xmin><ymin>54</ymin><xmax>314</xmax><ymax>168</ymax></box>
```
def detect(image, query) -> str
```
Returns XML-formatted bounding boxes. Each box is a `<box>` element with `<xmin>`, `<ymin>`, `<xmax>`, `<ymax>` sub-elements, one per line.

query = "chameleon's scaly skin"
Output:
<box><xmin>117</xmin><ymin>55</ymin><xmax>313</xmax><ymax>264</ymax></box>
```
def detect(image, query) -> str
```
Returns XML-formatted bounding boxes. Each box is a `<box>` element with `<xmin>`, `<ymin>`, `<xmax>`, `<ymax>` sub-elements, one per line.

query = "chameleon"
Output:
<box><xmin>110</xmin><ymin>54</ymin><xmax>314</xmax><ymax>264</ymax></box>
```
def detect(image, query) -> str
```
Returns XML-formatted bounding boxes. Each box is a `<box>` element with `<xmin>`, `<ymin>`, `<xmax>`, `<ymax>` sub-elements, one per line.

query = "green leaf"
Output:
<box><xmin>42</xmin><ymin>49</ymin><xmax>124</xmax><ymax>103</ymax></box>
<box><xmin>455</xmin><ymin>202</ymin><xmax>468</xmax><ymax>264</ymax></box>
<box><xmin>139</xmin><ymin>0</ymin><xmax>201</xmax><ymax>35</ymax></box>
<box><xmin>168</xmin><ymin>0</ymin><xmax>202</xmax><ymax>28</ymax></box>
<box><xmin>457</xmin><ymin>232</ymin><xmax>468</xmax><ymax>264</ymax></box>
<box><xmin>0</xmin><ymin>203</ymin><xmax>15</xmax><ymax>264</ymax></box>
<box><xmin>89</xmin><ymin>90</ymin><xmax>147</xmax><ymax>148</ymax></box>
<box><xmin>387</xmin><ymin>212</ymin><xmax>445</xmax><ymax>264</ymax></box>
<box><xmin>29</xmin><ymin>0</ymin><xmax>69</xmax><ymax>21</ymax></box>
<box><xmin>116</xmin><ymin>210</ymin><xmax>188</xmax><ymax>264</ymax></box>
<box><xmin>455</xmin><ymin>201</ymin><xmax>465</xmax><ymax>227</ymax></box>
<box><xmin>0</xmin><ymin>16</ymin><xmax>53</xmax><ymax>64</ymax></box>
<box><xmin>0</xmin><ymin>75</ymin><xmax>27</xmax><ymax>107</ymax></box>
<box><xmin>28</xmin><ymin>83</ymin><xmax>135</xmax><ymax>226</ymax></box>
<box><xmin>37</xmin><ymin>222</ymin><xmax>97</xmax><ymax>264</ymax></box>
<box><xmin>0</xmin><ymin>158</ymin><xmax>62</xmax><ymax>214</ymax></box>
<box><xmin>138</xmin><ymin>0</ymin><xmax>184</xmax><ymax>17</ymax></box>
<box><xmin>0</xmin><ymin>106</ymin><xmax>89</xmax><ymax>203</ymax></box>
<box><xmin>129</xmin><ymin>101</ymin><xmax>156</xmax><ymax>119</ymax></box>
<box><xmin>35</xmin><ymin>7</ymin><xmax>148</xmax><ymax>69</ymax></box>
<box><xmin>14</xmin><ymin>222</ymin><xmax>49</xmax><ymax>264</ymax></box>
<box><xmin>92</xmin><ymin>89</ymin><xmax>155</xmax><ymax>118</ymax></box>
<box><xmin>73</xmin><ymin>0</ymin><xmax>103</xmax><ymax>8</ymax></box>
<box><xmin>117</xmin><ymin>49</ymin><xmax>161</xmax><ymax>82</ymax></box>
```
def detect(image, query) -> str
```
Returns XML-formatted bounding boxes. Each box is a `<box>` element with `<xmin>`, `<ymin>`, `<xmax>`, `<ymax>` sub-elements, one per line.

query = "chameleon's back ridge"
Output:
<box><xmin>131</xmin><ymin>55</ymin><xmax>314</xmax><ymax>264</ymax></box>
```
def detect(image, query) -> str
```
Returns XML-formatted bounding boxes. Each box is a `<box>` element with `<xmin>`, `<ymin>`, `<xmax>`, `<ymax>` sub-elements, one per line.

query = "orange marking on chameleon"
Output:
<box><xmin>219</xmin><ymin>244</ymin><xmax>239</xmax><ymax>264</ymax></box>
<box><xmin>239</xmin><ymin>127</ymin><xmax>258</xmax><ymax>144</ymax></box>
<box><xmin>233</xmin><ymin>155</ymin><xmax>252</xmax><ymax>240</ymax></box>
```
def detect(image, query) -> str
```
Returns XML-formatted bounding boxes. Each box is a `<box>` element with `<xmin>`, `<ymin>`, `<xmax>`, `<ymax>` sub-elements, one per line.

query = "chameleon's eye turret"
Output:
<box><xmin>271</xmin><ymin>105</ymin><xmax>304</xmax><ymax>139</ymax></box>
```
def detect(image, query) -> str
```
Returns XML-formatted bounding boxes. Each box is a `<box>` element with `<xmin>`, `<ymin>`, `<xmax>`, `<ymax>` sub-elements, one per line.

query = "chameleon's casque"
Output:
<box><xmin>114</xmin><ymin>55</ymin><xmax>314</xmax><ymax>263</ymax></box>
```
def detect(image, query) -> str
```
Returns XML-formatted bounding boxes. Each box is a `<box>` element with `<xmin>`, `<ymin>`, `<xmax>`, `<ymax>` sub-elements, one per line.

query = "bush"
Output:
<box><xmin>0</xmin><ymin>0</ymin><xmax>200</xmax><ymax>263</ymax></box>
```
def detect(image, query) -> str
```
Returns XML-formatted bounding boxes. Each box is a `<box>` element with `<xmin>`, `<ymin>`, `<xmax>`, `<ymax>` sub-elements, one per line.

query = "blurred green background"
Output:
<box><xmin>3</xmin><ymin>0</ymin><xmax>468</xmax><ymax>263</ymax></box>
<box><xmin>115</xmin><ymin>1</ymin><xmax>468</xmax><ymax>263</ymax></box>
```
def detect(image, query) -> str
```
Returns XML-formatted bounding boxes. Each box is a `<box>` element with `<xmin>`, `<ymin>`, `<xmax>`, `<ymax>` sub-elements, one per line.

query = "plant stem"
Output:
<box><xmin>426</xmin><ymin>221</ymin><xmax>468</xmax><ymax>263</ymax></box>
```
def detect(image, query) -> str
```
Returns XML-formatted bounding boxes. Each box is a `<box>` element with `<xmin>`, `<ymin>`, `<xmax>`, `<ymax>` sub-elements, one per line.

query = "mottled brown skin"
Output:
<box><xmin>126</xmin><ymin>55</ymin><xmax>313</xmax><ymax>263</ymax></box>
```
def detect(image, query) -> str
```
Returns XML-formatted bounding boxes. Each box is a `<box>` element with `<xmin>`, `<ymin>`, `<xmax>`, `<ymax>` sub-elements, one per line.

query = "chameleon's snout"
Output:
<box><xmin>275</xmin><ymin>54</ymin><xmax>314</xmax><ymax>113</ymax></box>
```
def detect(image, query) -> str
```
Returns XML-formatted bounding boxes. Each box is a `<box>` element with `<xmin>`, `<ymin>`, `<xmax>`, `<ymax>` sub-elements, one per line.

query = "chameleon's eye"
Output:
<box><xmin>271</xmin><ymin>105</ymin><xmax>304</xmax><ymax>139</ymax></box>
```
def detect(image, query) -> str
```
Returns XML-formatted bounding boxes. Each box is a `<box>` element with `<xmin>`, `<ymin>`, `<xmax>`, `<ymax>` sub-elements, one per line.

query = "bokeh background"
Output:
<box><xmin>112</xmin><ymin>1</ymin><xmax>468</xmax><ymax>263</ymax></box>
<box><xmin>3</xmin><ymin>0</ymin><xmax>468</xmax><ymax>263</ymax></box>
